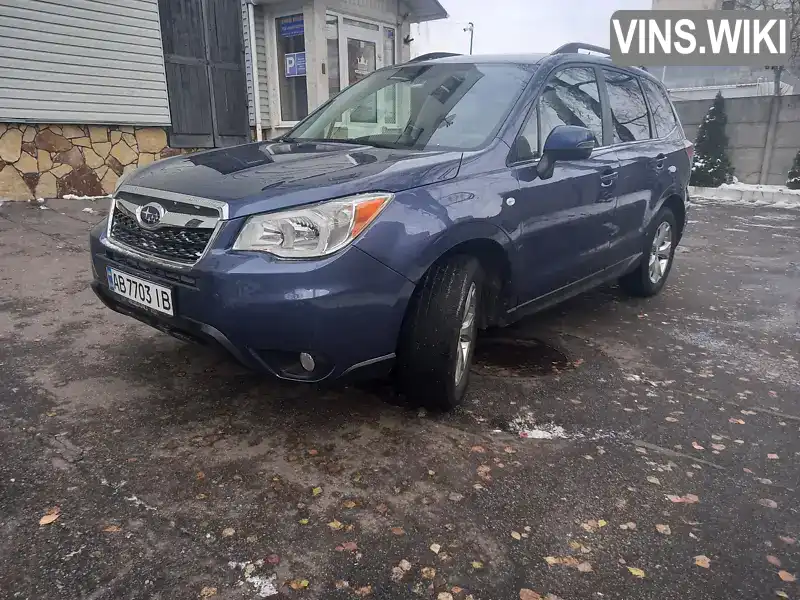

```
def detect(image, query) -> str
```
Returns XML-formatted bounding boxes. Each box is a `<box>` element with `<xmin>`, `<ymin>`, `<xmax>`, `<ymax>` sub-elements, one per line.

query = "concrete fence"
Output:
<box><xmin>673</xmin><ymin>94</ymin><xmax>800</xmax><ymax>186</ymax></box>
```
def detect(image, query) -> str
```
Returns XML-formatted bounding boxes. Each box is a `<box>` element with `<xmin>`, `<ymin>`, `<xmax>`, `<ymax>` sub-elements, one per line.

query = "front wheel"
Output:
<box><xmin>396</xmin><ymin>255</ymin><xmax>483</xmax><ymax>410</ymax></box>
<box><xmin>619</xmin><ymin>207</ymin><xmax>677</xmax><ymax>297</ymax></box>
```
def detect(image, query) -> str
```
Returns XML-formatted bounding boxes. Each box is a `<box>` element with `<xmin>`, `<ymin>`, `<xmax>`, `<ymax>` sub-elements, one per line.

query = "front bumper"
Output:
<box><xmin>89</xmin><ymin>220</ymin><xmax>415</xmax><ymax>382</ymax></box>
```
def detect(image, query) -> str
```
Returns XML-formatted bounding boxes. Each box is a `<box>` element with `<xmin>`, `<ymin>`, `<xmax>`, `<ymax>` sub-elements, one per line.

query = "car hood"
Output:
<box><xmin>121</xmin><ymin>141</ymin><xmax>463</xmax><ymax>219</ymax></box>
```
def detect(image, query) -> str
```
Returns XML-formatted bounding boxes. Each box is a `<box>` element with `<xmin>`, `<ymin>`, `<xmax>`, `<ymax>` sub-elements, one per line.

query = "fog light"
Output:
<box><xmin>299</xmin><ymin>352</ymin><xmax>315</xmax><ymax>372</ymax></box>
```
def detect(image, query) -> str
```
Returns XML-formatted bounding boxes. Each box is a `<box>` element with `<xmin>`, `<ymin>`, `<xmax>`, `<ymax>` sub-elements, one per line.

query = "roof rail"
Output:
<box><xmin>408</xmin><ymin>52</ymin><xmax>462</xmax><ymax>63</ymax></box>
<box><xmin>552</xmin><ymin>43</ymin><xmax>612</xmax><ymax>56</ymax></box>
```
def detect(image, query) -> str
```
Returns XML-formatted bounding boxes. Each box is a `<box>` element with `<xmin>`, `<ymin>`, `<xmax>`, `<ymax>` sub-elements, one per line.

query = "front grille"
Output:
<box><xmin>109</xmin><ymin>207</ymin><xmax>214</xmax><ymax>264</ymax></box>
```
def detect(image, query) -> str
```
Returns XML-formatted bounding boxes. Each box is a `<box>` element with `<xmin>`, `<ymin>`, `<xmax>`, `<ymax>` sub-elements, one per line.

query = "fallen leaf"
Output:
<box><xmin>768</xmin><ymin>555</ymin><xmax>783</xmax><ymax>567</ymax></box>
<box><xmin>685</xmin><ymin>494</ymin><xmax>700</xmax><ymax>503</ymax></box>
<box><xmin>471</xmin><ymin>445</ymin><xmax>486</xmax><ymax>453</ymax></box>
<box><xmin>421</xmin><ymin>567</ymin><xmax>436</xmax><ymax>579</ymax></box>
<box><xmin>266</xmin><ymin>554</ymin><xmax>280</xmax><ymax>565</ymax></box>
<box><xmin>430</xmin><ymin>543</ymin><xmax>441</xmax><ymax>554</ymax></box>
<box><xmin>544</xmin><ymin>556</ymin><xmax>559</xmax><ymax>566</ymax></box>
<box><xmin>308</xmin><ymin>449</ymin><xmax>318</xmax><ymax>456</ymax></box>
<box><xmin>337</xmin><ymin>541</ymin><xmax>358</xmax><ymax>552</ymax></box>
<box><xmin>289</xmin><ymin>579</ymin><xmax>310</xmax><ymax>590</ymax></box>
<box><xmin>647</xmin><ymin>476</ymin><xmax>661</xmax><ymax>485</ymax></box>
<box><xmin>199</xmin><ymin>586</ymin><xmax>218</xmax><ymax>598</ymax></box>
<box><xmin>741</xmin><ymin>410</ymin><xmax>757</xmax><ymax>415</ymax></box>
<box><xmin>449</xmin><ymin>492</ymin><xmax>464</xmax><ymax>502</ymax></box>
<box><xmin>196</xmin><ymin>471</ymin><xmax>206</xmax><ymax>480</ymax></box>
<box><xmin>665</xmin><ymin>417</ymin><xmax>678</xmax><ymax>422</ymax></box>
<box><xmin>520</xmin><ymin>589</ymin><xmax>543</xmax><ymax>600</ymax></box>
<box><xmin>221</xmin><ymin>527</ymin><xmax>235</xmax><ymax>537</ymax></box>
<box><xmin>477</xmin><ymin>465</ymin><xmax>492</xmax><ymax>481</ymax></box>
<box><xmin>438</xmin><ymin>594</ymin><xmax>454</xmax><ymax>600</ymax></box>
<box><xmin>711</xmin><ymin>444</ymin><xmax>726</xmax><ymax>451</ymax></box>
<box><xmin>694</xmin><ymin>555</ymin><xmax>711</xmax><ymax>569</ymax></box>
<box><xmin>38</xmin><ymin>507</ymin><xmax>60</xmax><ymax>526</ymax></box>
<box><xmin>335</xmin><ymin>580</ymin><xmax>349</xmax><ymax>589</ymax></box>
<box><xmin>196</xmin><ymin>493</ymin><xmax>207</xmax><ymax>500</ymax></box>
<box><xmin>103</xmin><ymin>525</ymin><xmax>121</xmax><ymax>533</ymax></box>
<box><xmin>342</xmin><ymin>500</ymin><xmax>357</xmax><ymax>509</ymax></box>
<box><xmin>312</xmin><ymin>486</ymin><xmax>323</xmax><ymax>496</ymax></box>
<box><xmin>399</xmin><ymin>559</ymin><xmax>412</xmax><ymax>571</ymax></box>
<box><xmin>511</xmin><ymin>531</ymin><xmax>522</xmax><ymax>540</ymax></box>
<box><xmin>471</xmin><ymin>561</ymin><xmax>484</xmax><ymax>569</ymax></box>
<box><xmin>328</xmin><ymin>520</ymin><xmax>343</xmax><ymax>530</ymax></box>
<box><xmin>779</xmin><ymin>571</ymin><xmax>797</xmax><ymax>582</ymax></box>
<box><xmin>627</xmin><ymin>567</ymin><xmax>646</xmax><ymax>578</ymax></box>
<box><xmin>577</xmin><ymin>561</ymin><xmax>594</xmax><ymax>573</ymax></box>
<box><xmin>375</xmin><ymin>503</ymin><xmax>389</xmax><ymax>514</ymax></box>
<box><xmin>729</xmin><ymin>418</ymin><xmax>745</xmax><ymax>425</ymax></box>
<box><xmin>391</xmin><ymin>527</ymin><xmax>405</xmax><ymax>536</ymax></box>
<box><xmin>776</xmin><ymin>591</ymin><xmax>789</xmax><ymax>598</ymax></box>
<box><xmin>504</xmin><ymin>446</ymin><xmax>517</xmax><ymax>454</ymax></box>
<box><xmin>760</xmin><ymin>499</ymin><xmax>779</xmax><ymax>509</ymax></box>
<box><xmin>780</xmin><ymin>536</ymin><xmax>796</xmax><ymax>545</ymax></box>
<box><xmin>621</xmin><ymin>522</ymin><xmax>637</xmax><ymax>530</ymax></box>
<box><xmin>298</xmin><ymin>518</ymin><xmax>309</xmax><ymax>525</ymax></box>
<box><xmin>768</xmin><ymin>454</ymin><xmax>779</xmax><ymax>460</ymax></box>
<box><xmin>656</xmin><ymin>524</ymin><xmax>671</xmax><ymax>535</ymax></box>
<box><xmin>692</xmin><ymin>442</ymin><xmax>705</xmax><ymax>450</ymax></box>
<box><xmin>452</xmin><ymin>586</ymin><xmax>464</xmax><ymax>594</ymax></box>
<box><xmin>354</xmin><ymin>585</ymin><xmax>372</xmax><ymax>597</ymax></box>
<box><xmin>597</xmin><ymin>519</ymin><xmax>607</xmax><ymax>528</ymax></box>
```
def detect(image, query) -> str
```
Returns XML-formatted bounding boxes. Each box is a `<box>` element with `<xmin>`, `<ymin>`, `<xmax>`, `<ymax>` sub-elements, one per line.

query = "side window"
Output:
<box><xmin>514</xmin><ymin>66</ymin><xmax>603</xmax><ymax>162</ymax></box>
<box><xmin>640</xmin><ymin>78</ymin><xmax>679</xmax><ymax>138</ymax></box>
<box><xmin>603</xmin><ymin>69</ymin><xmax>651</xmax><ymax>143</ymax></box>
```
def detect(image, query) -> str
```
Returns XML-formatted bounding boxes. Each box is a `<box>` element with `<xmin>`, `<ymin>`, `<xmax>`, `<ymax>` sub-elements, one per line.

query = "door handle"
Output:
<box><xmin>600</xmin><ymin>171</ymin><xmax>618</xmax><ymax>188</ymax></box>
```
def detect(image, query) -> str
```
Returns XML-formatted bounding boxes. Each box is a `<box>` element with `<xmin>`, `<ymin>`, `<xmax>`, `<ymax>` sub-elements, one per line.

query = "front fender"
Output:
<box><xmin>355</xmin><ymin>188</ymin><xmax>515</xmax><ymax>284</ymax></box>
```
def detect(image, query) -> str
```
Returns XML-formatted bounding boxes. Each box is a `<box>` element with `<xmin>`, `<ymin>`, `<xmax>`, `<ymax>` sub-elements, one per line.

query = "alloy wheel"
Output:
<box><xmin>454</xmin><ymin>283</ymin><xmax>477</xmax><ymax>385</ymax></box>
<box><xmin>648</xmin><ymin>221</ymin><xmax>673</xmax><ymax>284</ymax></box>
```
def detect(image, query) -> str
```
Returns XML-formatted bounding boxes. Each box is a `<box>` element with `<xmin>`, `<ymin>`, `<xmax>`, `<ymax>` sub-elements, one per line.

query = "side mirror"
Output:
<box><xmin>537</xmin><ymin>125</ymin><xmax>597</xmax><ymax>180</ymax></box>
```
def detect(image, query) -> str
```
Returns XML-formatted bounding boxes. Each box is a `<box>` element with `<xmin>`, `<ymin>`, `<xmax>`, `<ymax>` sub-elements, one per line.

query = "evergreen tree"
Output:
<box><xmin>690</xmin><ymin>92</ymin><xmax>734</xmax><ymax>187</ymax></box>
<box><xmin>787</xmin><ymin>149</ymin><xmax>800</xmax><ymax>190</ymax></box>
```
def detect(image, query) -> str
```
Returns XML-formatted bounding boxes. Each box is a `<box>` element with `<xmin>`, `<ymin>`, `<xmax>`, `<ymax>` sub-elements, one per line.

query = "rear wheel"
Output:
<box><xmin>396</xmin><ymin>255</ymin><xmax>483</xmax><ymax>410</ymax></box>
<box><xmin>619</xmin><ymin>207</ymin><xmax>677</xmax><ymax>297</ymax></box>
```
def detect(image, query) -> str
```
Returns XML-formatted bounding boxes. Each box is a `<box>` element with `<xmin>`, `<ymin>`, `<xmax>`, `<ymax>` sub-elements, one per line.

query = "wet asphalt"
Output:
<box><xmin>0</xmin><ymin>197</ymin><xmax>798</xmax><ymax>600</ymax></box>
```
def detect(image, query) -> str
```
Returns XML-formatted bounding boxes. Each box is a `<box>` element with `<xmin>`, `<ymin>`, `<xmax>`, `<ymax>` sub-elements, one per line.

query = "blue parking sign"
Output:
<box><xmin>285</xmin><ymin>52</ymin><xmax>307</xmax><ymax>77</ymax></box>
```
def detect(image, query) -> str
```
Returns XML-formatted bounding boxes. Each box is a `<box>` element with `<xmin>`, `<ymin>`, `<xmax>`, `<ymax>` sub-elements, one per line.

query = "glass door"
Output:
<box><xmin>336</xmin><ymin>18</ymin><xmax>384</xmax><ymax>138</ymax></box>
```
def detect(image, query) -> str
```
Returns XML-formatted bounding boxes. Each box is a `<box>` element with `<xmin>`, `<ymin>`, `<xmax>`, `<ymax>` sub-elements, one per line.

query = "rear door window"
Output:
<box><xmin>602</xmin><ymin>69</ymin><xmax>652</xmax><ymax>143</ymax></box>
<box><xmin>640</xmin><ymin>78</ymin><xmax>679</xmax><ymax>138</ymax></box>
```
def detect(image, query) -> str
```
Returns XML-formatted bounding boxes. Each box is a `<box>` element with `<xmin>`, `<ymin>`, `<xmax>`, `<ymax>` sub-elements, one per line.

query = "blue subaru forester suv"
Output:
<box><xmin>90</xmin><ymin>44</ymin><xmax>692</xmax><ymax>409</ymax></box>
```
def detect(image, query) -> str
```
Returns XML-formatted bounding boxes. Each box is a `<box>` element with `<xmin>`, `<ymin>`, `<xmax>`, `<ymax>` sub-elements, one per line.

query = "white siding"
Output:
<box><xmin>254</xmin><ymin>5</ymin><xmax>270</xmax><ymax>127</ymax></box>
<box><xmin>244</xmin><ymin>2</ymin><xmax>270</xmax><ymax>128</ymax></box>
<box><xmin>0</xmin><ymin>0</ymin><xmax>170</xmax><ymax>125</ymax></box>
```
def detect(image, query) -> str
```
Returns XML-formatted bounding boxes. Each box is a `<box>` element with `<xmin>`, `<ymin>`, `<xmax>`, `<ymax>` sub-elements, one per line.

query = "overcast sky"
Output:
<box><xmin>412</xmin><ymin>0</ymin><xmax>652</xmax><ymax>56</ymax></box>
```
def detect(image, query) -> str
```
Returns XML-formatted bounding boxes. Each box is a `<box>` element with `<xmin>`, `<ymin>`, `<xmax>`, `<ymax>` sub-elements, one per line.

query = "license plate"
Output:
<box><xmin>106</xmin><ymin>266</ymin><xmax>174</xmax><ymax>316</ymax></box>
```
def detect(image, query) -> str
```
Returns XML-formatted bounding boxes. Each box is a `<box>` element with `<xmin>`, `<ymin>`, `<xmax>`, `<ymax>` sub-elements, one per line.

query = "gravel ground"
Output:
<box><xmin>0</xmin><ymin>198</ymin><xmax>798</xmax><ymax>600</ymax></box>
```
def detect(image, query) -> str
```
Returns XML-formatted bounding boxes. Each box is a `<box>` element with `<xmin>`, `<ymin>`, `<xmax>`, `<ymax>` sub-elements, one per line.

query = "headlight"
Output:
<box><xmin>233</xmin><ymin>192</ymin><xmax>393</xmax><ymax>258</ymax></box>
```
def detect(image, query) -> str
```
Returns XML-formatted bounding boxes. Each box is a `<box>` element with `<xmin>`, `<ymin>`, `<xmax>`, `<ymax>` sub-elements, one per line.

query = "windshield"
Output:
<box><xmin>286</xmin><ymin>63</ymin><xmax>535</xmax><ymax>151</ymax></box>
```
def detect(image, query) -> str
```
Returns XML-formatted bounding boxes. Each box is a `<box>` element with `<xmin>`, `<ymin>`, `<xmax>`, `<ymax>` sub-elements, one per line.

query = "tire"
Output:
<box><xmin>619</xmin><ymin>206</ymin><xmax>678</xmax><ymax>297</ymax></box>
<box><xmin>396</xmin><ymin>255</ymin><xmax>483</xmax><ymax>410</ymax></box>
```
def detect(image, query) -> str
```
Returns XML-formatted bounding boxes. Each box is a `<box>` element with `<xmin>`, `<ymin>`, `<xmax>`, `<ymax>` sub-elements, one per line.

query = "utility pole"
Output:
<box><xmin>463</xmin><ymin>22</ymin><xmax>474</xmax><ymax>55</ymax></box>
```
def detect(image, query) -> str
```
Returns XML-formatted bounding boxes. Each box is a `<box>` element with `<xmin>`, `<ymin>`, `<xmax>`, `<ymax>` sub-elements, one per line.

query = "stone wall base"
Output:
<box><xmin>0</xmin><ymin>123</ymin><xmax>191</xmax><ymax>201</ymax></box>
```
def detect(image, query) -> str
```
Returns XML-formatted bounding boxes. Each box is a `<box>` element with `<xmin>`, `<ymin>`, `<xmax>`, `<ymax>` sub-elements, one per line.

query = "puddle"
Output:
<box><xmin>472</xmin><ymin>336</ymin><xmax>570</xmax><ymax>378</ymax></box>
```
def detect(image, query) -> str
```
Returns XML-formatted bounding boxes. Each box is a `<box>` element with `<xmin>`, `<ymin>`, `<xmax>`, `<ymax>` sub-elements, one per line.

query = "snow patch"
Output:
<box><xmin>229</xmin><ymin>561</ymin><xmax>278</xmax><ymax>597</ymax></box>
<box><xmin>507</xmin><ymin>410</ymin><xmax>625</xmax><ymax>441</ymax></box>
<box><xmin>690</xmin><ymin>183</ymin><xmax>800</xmax><ymax>209</ymax></box>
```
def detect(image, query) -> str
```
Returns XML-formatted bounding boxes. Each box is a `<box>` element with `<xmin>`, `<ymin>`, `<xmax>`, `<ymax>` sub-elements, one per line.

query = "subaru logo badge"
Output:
<box><xmin>137</xmin><ymin>202</ymin><xmax>165</xmax><ymax>230</ymax></box>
